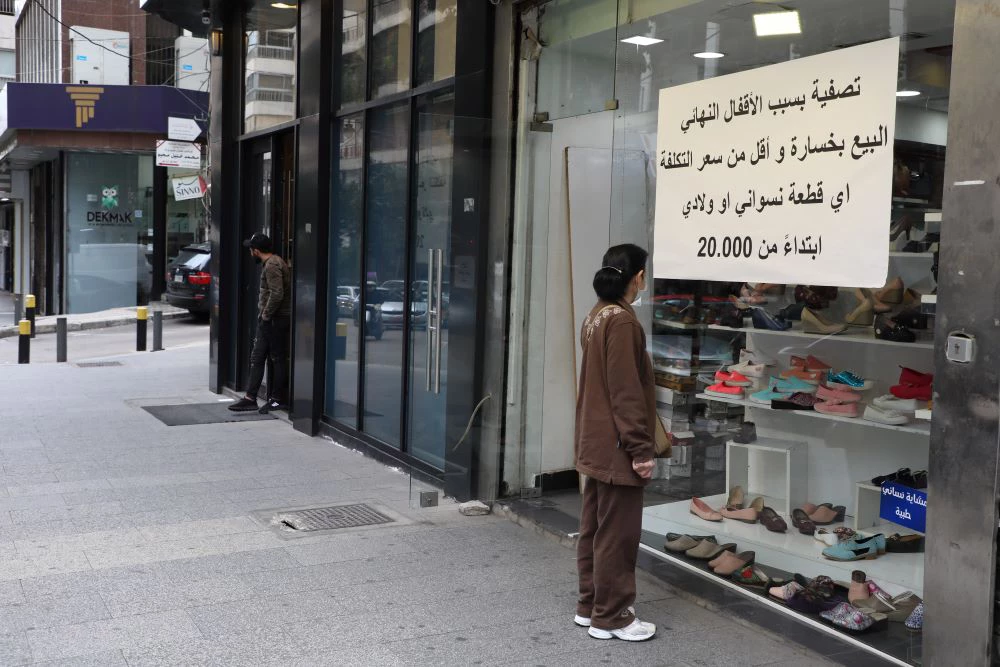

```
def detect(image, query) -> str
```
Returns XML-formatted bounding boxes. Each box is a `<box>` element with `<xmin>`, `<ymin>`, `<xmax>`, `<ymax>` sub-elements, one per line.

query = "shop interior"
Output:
<box><xmin>507</xmin><ymin>1</ymin><xmax>952</xmax><ymax>663</ymax></box>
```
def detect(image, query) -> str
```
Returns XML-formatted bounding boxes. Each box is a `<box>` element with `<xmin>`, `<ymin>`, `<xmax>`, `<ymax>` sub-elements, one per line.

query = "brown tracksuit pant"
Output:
<box><xmin>576</xmin><ymin>476</ymin><xmax>644</xmax><ymax>630</ymax></box>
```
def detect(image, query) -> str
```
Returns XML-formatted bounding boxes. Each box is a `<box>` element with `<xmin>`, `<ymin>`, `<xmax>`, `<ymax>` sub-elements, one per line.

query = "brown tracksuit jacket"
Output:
<box><xmin>574</xmin><ymin>300</ymin><xmax>657</xmax><ymax>486</ymax></box>
<box><xmin>258</xmin><ymin>255</ymin><xmax>292</xmax><ymax>320</ymax></box>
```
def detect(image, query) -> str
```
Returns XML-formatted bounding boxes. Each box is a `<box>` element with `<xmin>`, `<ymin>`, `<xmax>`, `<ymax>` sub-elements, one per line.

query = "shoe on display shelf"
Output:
<box><xmin>730</xmin><ymin>563</ymin><xmax>772</xmax><ymax>589</ymax></box>
<box><xmin>814</xmin><ymin>401</ymin><xmax>860</xmax><ymax>418</ymax></box>
<box><xmin>791</xmin><ymin>509</ymin><xmax>817</xmax><ymax>535</ymax></box>
<box><xmin>816</xmin><ymin>384</ymin><xmax>862</xmax><ymax>404</ymax></box>
<box><xmin>686</xmin><ymin>539</ymin><xmax>737</xmax><ymax>559</ymax></box>
<box><xmin>780</xmin><ymin>368</ymin><xmax>824</xmax><ymax>384</ymax></box>
<box><xmin>710</xmin><ymin>550</ymin><xmax>755</xmax><ymax>576</ymax></box>
<box><xmin>790</xmin><ymin>354</ymin><xmax>832</xmax><ymax>371</ymax></box>
<box><xmin>875</xmin><ymin>276</ymin><xmax>904</xmax><ymax>305</ymax></box>
<box><xmin>863</xmin><ymin>404</ymin><xmax>911</xmax><ymax>425</ymax></box>
<box><xmin>689</xmin><ymin>497</ymin><xmax>723</xmax><ymax>522</ymax></box>
<box><xmin>773</xmin><ymin>376</ymin><xmax>819</xmax><ymax>394</ymax></box>
<box><xmin>813</xmin><ymin>529</ymin><xmax>839</xmax><ymax>547</ymax></box>
<box><xmin>771</xmin><ymin>392</ymin><xmax>820</xmax><ymax>410</ymax></box>
<box><xmin>758</xmin><ymin>507</ymin><xmax>787</xmax><ymax>533</ymax></box>
<box><xmin>904</xmin><ymin>602</ymin><xmax>924</xmax><ymax>633</ymax></box>
<box><xmin>664</xmin><ymin>534</ymin><xmax>715</xmax><ymax>553</ymax></box>
<box><xmin>872</xmin><ymin>394</ymin><xmax>920</xmax><ymax>412</ymax></box>
<box><xmin>769</xmin><ymin>580</ymin><xmax>804</xmax><ymax>602</ymax></box>
<box><xmin>826</xmin><ymin>370</ymin><xmax>874</xmax><ymax>391</ymax></box>
<box><xmin>874</xmin><ymin>315</ymin><xmax>917</xmax><ymax>343</ymax></box>
<box><xmin>886</xmin><ymin>533</ymin><xmax>925</xmax><ymax>553</ymax></box>
<box><xmin>727</xmin><ymin>360</ymin><xmax>767</xmax><ymax>378</ymax></box>
<box><xmin>588</xmin><ymin>618</ymin><xmax>656</xmax><ymax>642</ymax></box>
<box><xmin>820</xmin><ymin>602</ymin><xmax>888</xmax><ymax>634</ymax></box>
<box><xmin>807</xmin><ymin>504</ymin><xmax>846</xmax><ymax>525</ymax></box>
<box><xmin>750</xmin><ymin>387</ymin><xmax>791</xmax><ymax>405</ymax></box>
<box><xmin>733</xmin><ymin>421</ymin><xmax>757</xmax><ymax>444</ymax></box>
<box><xmin>871</xmin><ymin>467</ymin><xmax>911</xmax><ymax>486</ymax></box>
<box><xmin>822</xmin><ymin>533</ymin><xmax>887</xmax><ymax>561</ymax></box>
<box><xmin>715</xmin><ymin>370</ymin><xmax>752</xmax><ymax>387</ymax></box>
<box><xmin>705</xmin><ymin>383</ymin><xmax>744</xmax><ymax>399</ymax></box>
<box><xmin>890</xmin><ymin>382</ymin><xmax>932</xmax><ymax>401</ymax></box>
<box><xmin>899</xmin><ymin>366</ymin><xmax>933</xmax><ymax>386</ymax></box>
<box><xmin>720</xmin><ymin>506</ymin><xmax>760</xmax><ymax>524</ymax></box>
<box><xmin>845</xmin><ymin>288</ymin><xmax>875</xmax><ymax>327</ymax></box>
<box><xmin>893</xmin><ymin>307</ymin><xmax>929</xmax><ymax>330</ymax></box>
<box><xmin>751</xmin><ymin>308</ymin><xmax>793</xmax><ymax>331</ymax></box>
<box><xmin>801</xmin><ymin>308</ymin><xmax>848</xmax><ymax>335</ymax></box>
<box><xmin>725</xmin><ymin>485</ymin><xmax>745</xmax><ymax>509</ymax></box>
<box><xmin>738</xmin><ymin>349</ymin><xmax>776</xmax><ymax>367</ymax></box>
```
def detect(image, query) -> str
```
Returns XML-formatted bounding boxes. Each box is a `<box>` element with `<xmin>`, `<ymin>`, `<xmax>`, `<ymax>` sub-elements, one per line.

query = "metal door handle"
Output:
<box><xmin>433</xmin><ymin>248</ymin><xmax>443</xmax><ymax>394</ymax></box>
<box><xmin>426</xmin><ymin>248</ymin><xmax>434</xmax><ymax>392</ymax></box>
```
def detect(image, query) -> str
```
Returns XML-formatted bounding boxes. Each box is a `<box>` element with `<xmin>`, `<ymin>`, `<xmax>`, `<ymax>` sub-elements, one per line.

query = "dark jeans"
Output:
<box><xmin>246</xmin><ymin>315</ymin><xmax>289</xmax><ymax>402</ymax></box>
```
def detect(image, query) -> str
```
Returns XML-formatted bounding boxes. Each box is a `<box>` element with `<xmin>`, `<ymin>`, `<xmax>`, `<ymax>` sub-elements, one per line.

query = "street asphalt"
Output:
<box><xmin>0</xmin><ymin>328</ymin><xmax>835</xmax><ymax>665</ymax></box>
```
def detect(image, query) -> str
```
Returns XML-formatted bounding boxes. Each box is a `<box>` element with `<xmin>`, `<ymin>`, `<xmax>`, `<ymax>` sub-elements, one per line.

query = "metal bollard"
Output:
<box><xmin>152</xmin><ymin>310</ymin><xmax>163</xmax><ymax>352</ymax></box>
<box><xmin>56</xmin><ymin>317</ymin><xmax>67</xmax><ymax>363</ymax></box>
<box><xmin>136</xmin><ymin>307</ymin><xmax>148</xmax><ymax>351</ymax></box>
<box><xmin>24</xmin><ymin>294</ymin><xmax>35</xmax><ymax>338</ymax></box>
<box><xmin>17</xmin><ymin>319</ymin><xmax>29</xmax><ymax>364</ymax></box>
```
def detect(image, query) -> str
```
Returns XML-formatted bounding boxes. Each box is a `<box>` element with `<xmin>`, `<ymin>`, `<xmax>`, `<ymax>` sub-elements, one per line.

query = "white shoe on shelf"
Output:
<box><xmin>872</xmin><ymin>394</ymin><xmax>918</xmax><ymax>413</ymax></box>
<box><xmin>863</xmin><ymin>404</ymin><xmax>910</xmax><ymax>425</ymax></box>
<box><xmin>588</xmin><ymin>618</ymin><xmax>656</xmax><ymax>641</ymax></box>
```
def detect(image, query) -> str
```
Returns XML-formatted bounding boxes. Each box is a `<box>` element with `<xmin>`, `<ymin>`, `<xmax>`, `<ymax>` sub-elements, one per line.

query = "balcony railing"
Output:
<box><xmin>0</xmin><ymin>0</ymin><xmax>13</xmax><ymax>16</ymax></box>
<box><xmin>246</xmin><ymin>45</ymin><xmax>294</xmax><ymax>61</ymax></box>
<box><xmin>246</xmin><ymin>88</ymin><xmax>294</xmax><ymax>104</ymax></box>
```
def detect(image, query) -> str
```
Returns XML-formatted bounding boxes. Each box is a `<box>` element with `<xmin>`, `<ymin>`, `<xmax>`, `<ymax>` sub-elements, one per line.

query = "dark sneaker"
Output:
<box><xmin>227</xmin><ymin>397</ymin><xmax>259</xmax><ymax>412</ymax></box>
<box><xmin>259</xmin><ymin>399</ymin><xmax>287</xmax><ymax>414</ymax></box>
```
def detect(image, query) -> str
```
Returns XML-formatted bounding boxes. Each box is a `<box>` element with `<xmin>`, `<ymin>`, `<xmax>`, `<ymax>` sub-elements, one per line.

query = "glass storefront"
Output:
<box><xmin>65</xmin><ymin>153</ymin><xmax>154</xmax><ymax>314</ymax></box>
<box><xmin>508</xmin><ymin>0</ymin><xmax>954</xmax><ymax>662</ymax></box>
<box><xmin>325</xmin><ymin>0</ymin><xmax>457</xmax><ymax>473</ymax></box>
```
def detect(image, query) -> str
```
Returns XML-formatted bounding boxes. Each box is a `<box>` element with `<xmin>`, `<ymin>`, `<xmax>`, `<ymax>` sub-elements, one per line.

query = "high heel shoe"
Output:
<box><xmin>802</xmin><ymin>308</ymin><xmax>848</xmax><ymax>335</ymax></box>
<box><xmin>845</xmin><ymin>289</ymin><xmax>875</xmax><ymax>326</ymax></box>
<box><xmin>875</xmin><ymin>277</ymin><xmax>904</xmax><ymax>304</ymax></box>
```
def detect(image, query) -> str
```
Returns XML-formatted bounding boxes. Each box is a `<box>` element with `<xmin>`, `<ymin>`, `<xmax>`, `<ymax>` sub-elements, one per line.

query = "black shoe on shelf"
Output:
<box><xmin>259</xmin><ymin>399</ymin><xmax>288</xmax><ymax>414</ymax></box>
<box><xmin>227</xmin><ymin>397</ymin><xmax>259</xmax><ymax>412</ymax></box>
<box><xmin>874</xmin><ymin>316</ymin><xmax>916</xmax><ymax>343</ymax></box>
<box><xmin>893</xmin><ymin>308</ymin><xmax>929</xmax><ymax>330</ymax></box>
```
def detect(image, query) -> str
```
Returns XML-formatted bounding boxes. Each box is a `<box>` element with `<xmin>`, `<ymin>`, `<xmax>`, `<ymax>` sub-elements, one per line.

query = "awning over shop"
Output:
<box><xmin>139</xmin><ymin>0</ymin><xmax>224</xmax><ymax>36</ymax></box>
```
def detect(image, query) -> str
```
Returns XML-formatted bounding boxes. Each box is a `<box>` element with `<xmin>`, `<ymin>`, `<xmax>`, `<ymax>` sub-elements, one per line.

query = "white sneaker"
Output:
<box><xmin>574</xmin><ymin>605</ymin><xmax>634</xmax><ymax>628</ymax></box>
<box><xmin>588</xmin><ymin>618</ymin><xmax>656</xmax><ymax>641</ymax></box>
<box><xmin>728</xmin><ymin>360</ymin><xmax>767</xmax><ymax>378</ymax></box>
<box><xmin>872</xmin><ymin>394</ymin><xmax>918</xmax><ymax>412</ymax></box>
<box><xmin>739</xmin><ymin>349</ymin><xmax>775</xmax><ymax>367</ymax></box>
<box><xmin>863</xmin><ymin>404</ymin><xmax>910</xmax><ymax>425</ymax></box>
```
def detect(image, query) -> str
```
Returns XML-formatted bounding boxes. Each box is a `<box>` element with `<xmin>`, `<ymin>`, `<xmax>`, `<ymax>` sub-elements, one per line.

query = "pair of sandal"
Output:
<box><xmin>791</xmin><ymin>503</ymin><xmax>846</xmax><ymax>535</ymax></box>
<box><xmin>663</xmin><ymin>533</ymin><xmax>737</xmax><ymax>561</ymax></box>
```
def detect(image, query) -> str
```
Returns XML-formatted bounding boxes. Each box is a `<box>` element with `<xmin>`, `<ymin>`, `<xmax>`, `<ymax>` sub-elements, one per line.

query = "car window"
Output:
<box><xmin>174</xmin><ymin>250</ymin><xmax>210</xmax><ymax>271</ymax></box>
<box><xmin>338</xmin><ymin>287</ymin><xmax>352</xmax><ymax>298</ymax></box>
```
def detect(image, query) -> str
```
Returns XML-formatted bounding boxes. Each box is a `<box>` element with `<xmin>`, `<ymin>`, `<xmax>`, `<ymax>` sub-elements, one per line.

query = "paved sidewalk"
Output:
<box><xmin>0</xmin><ymin>342</ymin><xmax>833</xmax><ymax>666</ymax></box>
<box><xmin>0</xmin><ymin>300</ymin><xmax>189</xmax><ymax>339</ymax></box>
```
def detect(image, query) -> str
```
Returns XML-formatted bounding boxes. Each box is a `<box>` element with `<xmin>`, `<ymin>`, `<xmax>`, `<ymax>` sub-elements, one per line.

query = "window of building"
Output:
<box><xmin>243</xmin><ymin>0</ymin><xmax>298</xmax><ymax>133</ymax></box>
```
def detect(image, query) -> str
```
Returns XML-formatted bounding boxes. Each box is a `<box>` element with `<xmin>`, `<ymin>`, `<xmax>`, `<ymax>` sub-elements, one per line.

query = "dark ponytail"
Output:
<box><xmin>592</xmin><ymin>243</ymin><xmax>649</xmax><ymax>302</ymax></box>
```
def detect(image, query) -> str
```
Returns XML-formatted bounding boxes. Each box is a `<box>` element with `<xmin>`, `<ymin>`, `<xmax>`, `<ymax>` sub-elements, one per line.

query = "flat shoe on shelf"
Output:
<box><xmin>759</xmin><ymin>507</ymin><xmax>787</xmax><ymax>533</ymax></box>
<box><xmin>711</xmin><ymin>550</ymin><xmax>755</xmax><ymax>576</ymax></box>
<box><xmin>886</xmin><ymin>533</ymin><xmax>925</xmax><ymax>553</ymax></box>
<box><xmin>815</xmin><ymin>401</ymin><xmax>860</xmax><ymax>417</ymax></box>
<box><xmin>690</xmin><ymin>497</ymin><xmax>723</xmax><ymax>522</ymax></box>
<box><xmin>720</xmin><ymin>506</ymin><xmax>759</xmax><ymax>523</ymax></box>
<box><xmin>863</xmin><ymin>405</ymin><xmax>910</xmax><ymax>425</ymax></box>
<box><xmin>791</xmin><ymin>508</ymin><xmax>816</xmax><ymax>535</ymax></box>
<box><xmin>771</xmin><ymin>392</ymin><xmax>820</xmax><ymax>410</ymax></box>
<box><xmin>686</xmin><ymin>540</ymin><xmax>737</xmax><ymax>560</ymax></box>
<box><xmin>872</xmin><ymin>394</ymin><xmax>919</xmax><ymax>412</ymax></box>
<box><xmin>816</xmin><ymin>384</ymin><xmax>862</xmax><ymax>404</ymax></box>
<box><xmin>730</xmin><ymin>564</ymin><xmax>772</xmax><ymax>588</ymax></box>
<box><xmin>769</xmin><ymin>581</ymin><xmax>804</xmax><ymax>601</ymax></box>
<box><xmin>664</xmin><ymin>534</ymin><xmax>714</xmax><ymax>553</ymax></box>
<box><xmin>810</xmin><ymin>505</ymin><xmax>846</xmax><ymax>525</ymax></box>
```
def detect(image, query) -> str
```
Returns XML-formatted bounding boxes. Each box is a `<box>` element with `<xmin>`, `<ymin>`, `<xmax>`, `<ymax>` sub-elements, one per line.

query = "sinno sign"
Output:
<box><xmin>653</xmin><ymin>38</ymin><xmax>899</xmax><ymax>287</ymax></box>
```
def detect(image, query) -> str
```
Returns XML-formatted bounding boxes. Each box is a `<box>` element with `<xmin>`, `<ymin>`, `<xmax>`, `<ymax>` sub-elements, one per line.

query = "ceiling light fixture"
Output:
<box><xmin>270</xmin><ymin>2</ymin><xmax>297</xmax><ymax>8</ymax></box>
<box><xmin>693</xmin><ymin>51</ymin><xmax>725</xmax><ymax>59</ymax></box>
<box><xmin>896</xmin><ymin>89</ymin><xmax>921</xmax><ymax>97</ymax></box>
<box><xmin>621</xmin><ymin>36</ymin><xmax>664</xmax><ymax>46</ymax></box>
<box><xmin>753</xmin><ymin>11</ymin><xmax>801</xmax><ymax>37</ymax></box>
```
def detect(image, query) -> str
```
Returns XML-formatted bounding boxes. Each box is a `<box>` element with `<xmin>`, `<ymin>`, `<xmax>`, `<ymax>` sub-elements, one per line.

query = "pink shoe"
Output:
<box><xmin>690</xmin><ymin>497</ymin><xmax>723</xmax><ymax>522</ymax></box>
<box><xmin>715</xmin><ymin>370</ymin><xmax>752</xmax><ymax>387</ymax></box>
<box><xmin>816</xmin><ymin>384</ymin><xmax>862</xmax><ymax>404</ymax></box>
<box><xmin>720</xmin><ymin>506</ymin><xmax>759</xmax><ymax>524</ymax></box>
<box><xmin>706</xmin><ymin>383</ymin><xmax>744</xmax><ymax>398</ymax></box>
<box><xmin>815</xmin><ymin>401</ymin><xmax>859</xmax><ymax>417</ymax></box>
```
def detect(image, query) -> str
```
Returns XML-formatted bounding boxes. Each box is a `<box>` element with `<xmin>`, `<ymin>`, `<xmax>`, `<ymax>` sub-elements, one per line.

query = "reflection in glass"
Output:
<box><xmin>65</xmin><ymin>153</ymin><xmax>154</xmax><ymax>314</ymax></box>
<box><xmin>416</xmin><ymin>0</ymin><xmax>456</xmax><ymax>85</ymax></box>
<box><xmin>363</xmin><ymin>103</ymin><xmax>409</xmax><ymax>447</ymax></box>
<box><xmin>244</xmin><ymin>0</ymin><xmax>298</xmax><ymax>132</ymax></box>
<box><xmin>326</xmin><ymin>114</ymin><xmax>365</xmax><ymax>428</ymax></box>
<box><xmin>407</xmin><ymin>91</ymin><xmax>454</xmax><ymax>470</ymax></box>
<box><xmin>340</xmin><ymin>0</ymin><xmax>367</xmax><ymax>105</ymax></box>
<box><xmin>371</xmin><ymin>0</ymin><xmax>412</xmax><ymax>98</ymax></box>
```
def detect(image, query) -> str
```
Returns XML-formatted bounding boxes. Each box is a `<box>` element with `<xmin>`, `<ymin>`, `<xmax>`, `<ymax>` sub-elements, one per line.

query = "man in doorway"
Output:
<box><xmin>228</xmin><ymin>232</ymin><xmax>292</xmax><ymax>414</ymax></box>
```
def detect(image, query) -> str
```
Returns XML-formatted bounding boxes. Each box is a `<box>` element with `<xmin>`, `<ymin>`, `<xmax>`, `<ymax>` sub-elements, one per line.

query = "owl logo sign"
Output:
<box><xmin>101</xmin><ymin>186</ymin><xmax>119</xmax><ymax>210</ymax></box>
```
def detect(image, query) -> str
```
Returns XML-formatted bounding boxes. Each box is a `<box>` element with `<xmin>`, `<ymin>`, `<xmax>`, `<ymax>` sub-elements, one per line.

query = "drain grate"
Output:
<box><xmin>76</xmin><ymin>361</ymin><xmax>124</xmax><ymax>367</ymax></box>
<box><xmin>274</xmin><ymin>503</ymin><xmax>394</xmax><ymax>532</ymax></box>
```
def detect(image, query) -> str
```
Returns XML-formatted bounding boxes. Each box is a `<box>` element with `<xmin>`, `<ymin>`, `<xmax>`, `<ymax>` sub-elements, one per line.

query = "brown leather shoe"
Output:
<box><xmin>810</xmin><ymin>505</ymin><xmax>846</xmax><ymax>525</ymax></box>
<box><xmin>759</xmin><ymin>507</ymin><xmax>788</xmax><ymax>533</ymax></box>
<box><xmin>711</xmin><ymin>550</ymin><xmax>755</xmax><ymax>575</ymax></box>
<box><xmin>690</xmin><ymin>497</ymin><xmax>723</xmax><ymax>522</ymax></box>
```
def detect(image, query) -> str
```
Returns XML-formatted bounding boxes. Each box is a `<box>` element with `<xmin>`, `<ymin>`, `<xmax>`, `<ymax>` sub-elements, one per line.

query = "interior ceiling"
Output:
<box><xmin>618</xmin><ymin>0</ymin><xmax>956</xmax><ymax>111</ymax></box>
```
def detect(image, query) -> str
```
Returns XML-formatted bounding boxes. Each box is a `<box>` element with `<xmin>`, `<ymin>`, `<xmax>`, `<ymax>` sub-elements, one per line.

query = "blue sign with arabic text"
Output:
<box><xmin>879</xmin><ymin>481</ymin><xmax>927</xmax><ymax>533</ymax></box>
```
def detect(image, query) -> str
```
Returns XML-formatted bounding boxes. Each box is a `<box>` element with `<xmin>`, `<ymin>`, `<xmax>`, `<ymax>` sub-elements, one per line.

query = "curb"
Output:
<box><xmin>0</xmin><ymin>309</ymin><xmax>192</xmax><ymax>339</ymax></box>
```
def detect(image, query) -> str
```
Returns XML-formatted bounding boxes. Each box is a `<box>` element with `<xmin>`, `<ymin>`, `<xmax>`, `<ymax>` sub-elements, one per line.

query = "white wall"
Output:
<box><xmin>896</xmin><ymin>105</ymin><xmax>948</xmax><ymax>146</ymax></box>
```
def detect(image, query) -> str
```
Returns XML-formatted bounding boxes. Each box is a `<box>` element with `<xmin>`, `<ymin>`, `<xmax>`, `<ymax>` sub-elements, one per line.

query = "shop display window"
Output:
<box><xmin>509</xmin><ymin>1</ymin><xmax>954</xmax><ymax>662</ymax></box>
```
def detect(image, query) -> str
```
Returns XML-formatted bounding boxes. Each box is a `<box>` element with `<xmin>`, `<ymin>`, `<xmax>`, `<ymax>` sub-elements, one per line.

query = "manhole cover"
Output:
<box><xmin>274</xmin><ymin>503</ymin><xmax>394</xmax><ymax>532</ymax></box>
<box><xmin>76</xmin><ymin>361</ymin><xmax>124</xmax><ymax>367</ymax></box>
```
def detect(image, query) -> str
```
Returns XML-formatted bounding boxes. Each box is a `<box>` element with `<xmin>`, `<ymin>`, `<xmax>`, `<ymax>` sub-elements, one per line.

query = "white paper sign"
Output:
<box><xmin>653</xmin><ymin>38</ymin><xmax>899</xmax><ymax>287</ymax></box>
<box><xmin>172</xmin><ymin>175</ymin><xmax>206</xmax><ymax>201</ymax></box>
<box><xmin>156</xmin><ymin>140</ymin><xmax>202</xmax><ymax>169</ymax></box>
<box><xmin>168</xmin><ymin>116</ymin><xmax>202</xmax><ymax>142</ymax></box>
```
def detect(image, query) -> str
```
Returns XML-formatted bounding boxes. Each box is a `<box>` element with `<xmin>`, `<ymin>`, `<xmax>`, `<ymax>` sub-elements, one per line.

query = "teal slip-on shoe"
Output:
<box><xmin>822</xmin><ymin>534</ymin><xmax>887</xmax><ymax>561</ymax></box>
<box><xmin>774</xmin><ymin>376</ymin><xmax>818</xmax><ymax>394</ymax></box>
<box><xmin>749</xmin><ymin>388</ymin><xmax>792</xmax><ymax>405</ymax></box>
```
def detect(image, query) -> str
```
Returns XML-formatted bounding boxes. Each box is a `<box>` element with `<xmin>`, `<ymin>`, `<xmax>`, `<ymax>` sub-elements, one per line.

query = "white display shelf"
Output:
<box><xmin>707</xmin><ymin>324</ymin><xmax>935</xmax><ymax>350</ymax></box>
<box><xmin>924</xmin><ymin>212</ymin><xmax>942</xmax><ymax>223</ymax></box>
<box><xmin>654</xmin><ymin>319</ymin><xmax>706</xmax><ymax>331</ymax></box>
<box><xmin>696</xmin><ymin>393</ymin><xmax>932</xmax><ymax>436</ymax></box>
<box><xmin>726</xmin><ymin>438</ymin><xmax>807</xmax><ymax>516</ymax></box>
<box><xmin>643</xmin><ymin>493</ymin><xmax>925</xmax><ymax>598</ymax></box>
<box><xmin>855</xmin><ymin>480</ymin><xmax>926</xmax><ymax>536</ymax></box>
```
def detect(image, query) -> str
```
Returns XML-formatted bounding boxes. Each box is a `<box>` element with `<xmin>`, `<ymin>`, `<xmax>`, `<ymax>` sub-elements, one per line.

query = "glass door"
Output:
<box><xmin>406</xmin><ymin>91</ymin><xmax>454</xmax><ymax>470</ymax></box>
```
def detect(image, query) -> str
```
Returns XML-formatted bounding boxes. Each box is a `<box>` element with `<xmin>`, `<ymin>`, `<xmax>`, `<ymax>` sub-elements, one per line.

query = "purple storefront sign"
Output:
<box><xmin>5</xmin><ymin>83</ymin><xmax>207</xmax><ymax>134</ymax></box>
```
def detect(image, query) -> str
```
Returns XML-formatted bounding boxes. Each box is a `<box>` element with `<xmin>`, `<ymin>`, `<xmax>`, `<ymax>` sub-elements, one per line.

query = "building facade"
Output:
<box><xmin>2</xmin><ymin>0</ymin><xmax>209</xmax><ymax>315</ymax></box>
<box><xmin>142</xmin><ymin>1</ymin><xmax>1000</xmax><ymax>664</ymax></box>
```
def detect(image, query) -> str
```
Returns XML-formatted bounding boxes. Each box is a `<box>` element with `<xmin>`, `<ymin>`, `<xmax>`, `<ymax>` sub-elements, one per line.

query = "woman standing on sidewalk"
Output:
<box><xmin>573</xmin><ymin>243</ymin><xmax>657</xmax><ymax>642</ymax></box>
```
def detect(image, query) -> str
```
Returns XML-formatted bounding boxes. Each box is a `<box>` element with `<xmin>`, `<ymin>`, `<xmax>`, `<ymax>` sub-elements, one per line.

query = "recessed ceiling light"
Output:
<box><xmin>896</xmin><ymin>89</ymin><xmax>921</xmax><ymax>97</ymax></box>
<box><xmin>270</xmin><ymin>2</ymin><xmax>297</xmax><ymax>8</ymax></box>
<box><xmin>621</xmin><ymin>36</ymin><xmax>664</xmax><ymax>46</ymax></box>
<box><xmin>753</xmin><ymin>11</ymin><xmax>801</xmax><ymax>37</ymax></box>
<box><xmin>693</xmin><ymin>51</ymin><xmax>725</xmax><ymax>59</ymax></box>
